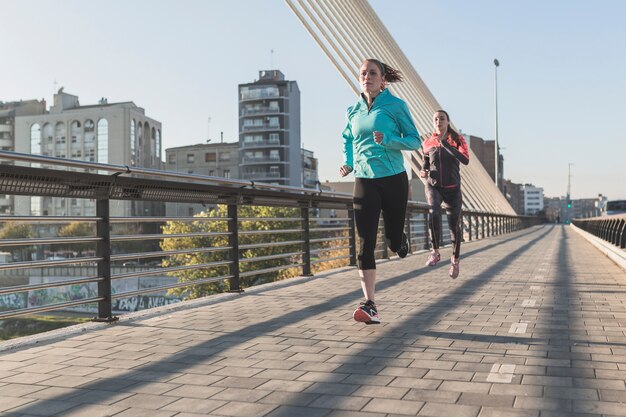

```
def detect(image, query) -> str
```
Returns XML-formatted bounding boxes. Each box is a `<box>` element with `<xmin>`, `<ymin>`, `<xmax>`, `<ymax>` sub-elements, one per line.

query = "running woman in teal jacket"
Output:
<box><xmin>340</xmin><ymin>58</ymin><xmax>421</xmax><ymax>324</ymax></box>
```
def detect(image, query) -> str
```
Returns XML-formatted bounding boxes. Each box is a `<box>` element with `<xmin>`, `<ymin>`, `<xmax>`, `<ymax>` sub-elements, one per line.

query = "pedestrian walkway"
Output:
<box><xmin>1</xmin><ymin>225</ymin><xmax>625</xmax><ymax>417</ymax></box>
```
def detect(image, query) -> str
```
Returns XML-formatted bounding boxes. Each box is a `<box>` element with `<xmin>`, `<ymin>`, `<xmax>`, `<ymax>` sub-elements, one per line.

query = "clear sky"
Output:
<box><xmin>3</xmin><ymin>0</ymin><xmax>625</xmax><ymax>200</ymax></box>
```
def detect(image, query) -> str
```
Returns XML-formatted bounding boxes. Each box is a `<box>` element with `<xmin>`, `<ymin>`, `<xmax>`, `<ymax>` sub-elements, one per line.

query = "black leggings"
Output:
<box><xmin>353</xmin><ymin>172</ymin><xmax>408</xmax><ymax>270</ymax></box>
<box><xmin>425</xmin><ymin>183</ymin><xmax>463</xmax><ymax>259</ymax></box>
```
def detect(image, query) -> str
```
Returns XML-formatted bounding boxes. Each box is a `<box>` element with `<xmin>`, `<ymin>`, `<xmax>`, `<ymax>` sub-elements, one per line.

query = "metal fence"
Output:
<box><xmin>572</xmin><ymin>214</ymin><xmax>626</xmax><ymax>249</ymax></box>
<box><xmin>0</xmin><ymin>151</ymin><xmax>541</xmax><ymax>322</ymax></box>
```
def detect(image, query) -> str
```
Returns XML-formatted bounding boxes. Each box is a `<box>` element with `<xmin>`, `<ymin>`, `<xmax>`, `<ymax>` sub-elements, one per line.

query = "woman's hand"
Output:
<box><xmin>339</xmin><ymin>165</ymin><xmax>353</xmax><ymax>177</ymax></box>
<box><xmin>373</xmin><ymin>131</ymin><xmax>384</xmax><ymax>144</ymax></box>
<box><xmin>419</xmin><ymin>169</ymin><xmax>429</xmax><ymax>178</ymax></box>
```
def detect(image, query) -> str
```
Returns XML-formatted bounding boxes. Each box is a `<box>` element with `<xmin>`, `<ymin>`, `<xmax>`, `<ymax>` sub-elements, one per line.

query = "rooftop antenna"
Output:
<box><xmin>53</xmin><ymin>79</ymin><xmax>58</xmax><ymax>95</ymax></box>
<box><xmin>220</xmin><ymin>131</ymin><xmax>224</xmax><ymax>143</ymax></box>
<box><xmin>207</xmin><ymin>116</ymin><xmax>211</xmax><ymax>143</ymax></box>
<box><xmin>270</xmin><ymin>49</ymin><xmax>274</xmax><ymax>69</ymax></box>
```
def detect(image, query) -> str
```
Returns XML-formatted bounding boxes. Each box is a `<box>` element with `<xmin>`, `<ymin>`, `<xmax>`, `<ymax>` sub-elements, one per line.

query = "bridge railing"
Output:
<box><xmin>572</xmin><ymin>215</ymin><xmax>626</xmax><ymax>249</ymax></box>
<box><xmin>0</xmin><ymin>151</ymin><xmax>540</xmax><ymax>321</ymax></box>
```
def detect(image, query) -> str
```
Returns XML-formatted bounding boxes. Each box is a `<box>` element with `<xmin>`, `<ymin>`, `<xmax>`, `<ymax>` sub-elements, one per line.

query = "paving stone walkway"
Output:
<box><xmin>1</xmin><ymin>225</ymin><xmax>625</xmax><ymax>417</ymax></box>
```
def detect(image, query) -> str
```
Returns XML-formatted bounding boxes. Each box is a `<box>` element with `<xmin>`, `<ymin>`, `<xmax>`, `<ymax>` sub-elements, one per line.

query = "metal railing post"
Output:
<box><xmin>381</xmin><ymin>218</ymin><xmax>389</xmax><ymax>259</ymax></box>
<box><xmin>481</xmin><ymin>215</ymin><xmax>486</xmax><ymax>238</ymax></box>
<box><xmin>94</xmin><ymin>198</ymin><xmax>117</xmax><ymax>322</ymax></box>
<box><xmin>423</xmin><ymin>212</ymin><xmax>430</xmax><ymax>250</ymax></box>
<box><xmin>404</xmin><ymin>210</ymin><xmax>412</xmax><ymax>254</ymax></box>
<box><xmin>301</xmin><ymin>206</ymin><xmax>313</xmax><ymax>276</ymax></box>
<box><xmin>227</xmin><ymin>203</ymin><xmax>242</xmax><ymax>292</ymax></box>
<box><xmin>348</xmin><ymin>207</ymin><xmax>357</xmax><ymax>266</ymax></box>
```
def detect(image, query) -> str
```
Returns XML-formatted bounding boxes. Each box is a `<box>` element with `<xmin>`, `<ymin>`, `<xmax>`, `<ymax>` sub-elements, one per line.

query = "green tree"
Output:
<box><xmin>57</xmin><ymin>222</ymin><xmax>95</xmax><ymax>256</ymax></box>
<box><xmin>161</xmin><ymin>205</ymin><xmax>303</xmax><ymax>300</ymax></box>
<box><xmin>0</xmin><ymin>223</ymin><xmax>33</xmax><ymax>261</ymax></box>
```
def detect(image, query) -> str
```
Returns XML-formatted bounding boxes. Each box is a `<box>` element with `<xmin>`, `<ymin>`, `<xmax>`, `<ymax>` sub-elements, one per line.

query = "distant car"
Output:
<box><xmin>122</xmin><ymin>261</ymin><xmax>140</xmax><ymax>266</ymax></box>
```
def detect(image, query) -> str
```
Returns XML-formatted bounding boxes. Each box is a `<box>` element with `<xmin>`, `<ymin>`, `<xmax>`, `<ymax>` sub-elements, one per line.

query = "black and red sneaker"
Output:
<box><xmin>353</xmin><ymin>300</ymin><xmax>380</xmax><ymax>324</ymax></box>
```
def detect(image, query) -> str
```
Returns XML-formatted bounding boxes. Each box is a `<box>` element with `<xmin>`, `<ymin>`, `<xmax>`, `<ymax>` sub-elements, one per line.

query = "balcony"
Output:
<box><xmin>240</xmin><ymin>107</ymin><xmax>283</xmax><ymax>116</ymax></box>
<box><xmin>242</xmin><ymin>123</ymin><xmax>283</xmax><ymax>132</ymax></box>
<box><xmin>242</xmin><ymin>172</ymin><xmax>283</xmax><ymax>180</ymax></box>
<box><xmin>241</xmin><ymin>139</ymin><xmax>282</xmax><ymax>148</ymax></box>
<box><xmin>242</xmin><ymin>155</ymin><xmax>281</xmax><ymax>164</ymax></box>
<box><xmin>239</xmin><ymin>90</ymin><xmax>282</xmax><ymax>101</ymax></box>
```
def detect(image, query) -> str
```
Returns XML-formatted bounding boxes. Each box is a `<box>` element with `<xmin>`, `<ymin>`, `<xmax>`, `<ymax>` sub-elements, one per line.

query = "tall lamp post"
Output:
<box><xmin>493</xmin><ymin>58</ymin><xmax>500</xmax><ymax>192</ymax></box>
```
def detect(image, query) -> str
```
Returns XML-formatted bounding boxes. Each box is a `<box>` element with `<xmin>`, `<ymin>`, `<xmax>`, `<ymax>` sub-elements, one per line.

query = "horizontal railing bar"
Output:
<box><xmin>311</xmin><ymin>255</ymin><xmax>350</xmax><ymax>264</ymax></box>
<box><xmin>239</xmin><ymin>217</ymin><xmax>304</xmax><ymax>222</ymax></box>
<box><xmin>112</xmin><ymin>216</ymin><xmax>230</xmax><ymax>223</ymax></box>
<box><xmin>239</xmin><ymin>263</ymin><xmax>304</xmax><ymax>277</ymax></box>
<box><xmin>112</xmin><ymin>260</ymin><xmax>233</xmax><ymax>280</ymax></box>
<box><xmin>311</xmin><ymin>245</ymin><xmax>351</xmax><ymax>253</ymax></box>
<box><xmin>0</xmin><ymin>236</ymin><xmax>102</xmax><ymax>247</ymax></box>
<box><xmin>0</xmin><ymin>297</ymin><xmax>105</xmax><ymax>320</ymax></box>
<box><xmin>0</xmin><ymin>276</ymin><xmax>104</xmax><ymax>295</ymax></box>
<box><xmin>111</xmin><ymin>247</ymin><xmax>230</xmax><ymax>261</ymax></box>
<box><xmin>0</xmin><ymin>257</ymin><xmax>102</xmax><ymax>270</ymax></box>
<box><xmin>0</xmin><ymin>150</ymin><xmax>334</xmax><ymax>195</ymax></box>
<box><xmin>239</xmin><ymin>240</ymin><xmax>303</xmax><ymax>250</ymax></box>
<box><xmin>111</xmin><ymin>232</ymin><xmax>230</xmax><ymax>241</ymax></box>
<box><xmin>310</xmin><ymin>217</ymin><xmax>350</xmax><ymax>222</ymax></box>
<box><xmin>239</xmin><ymin>228</ymin><xmax>302</xmax><ymax>235</ymax></box>
<box><xmin>112</xmin><ymin>275</ymin><xmax>235</xmax><ymax>299</ymax></box>
<box><xmin>310</xmin><ymin>236</ymin><xmax>349</xmax><ymax>243</ymax></box>
<box><xmin>309</xmin><ymin>227</ymin><xmax>350</xmax><ymax>232</ymax></box>
<box><xmin>0</xmin><ymin>216</ymin><xmax>100</xmax><ymax>223</ymax></box>
<box><xmin>239</xmin><ymin>251</ymin><xmax>303</xmax><ymax>263</ymax></box>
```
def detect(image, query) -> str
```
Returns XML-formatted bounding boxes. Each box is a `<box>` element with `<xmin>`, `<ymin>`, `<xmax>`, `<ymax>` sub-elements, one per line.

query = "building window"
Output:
<box><xmin>205</xmin><ymin>152</ymin><xmax>216</xmax><ymax>162</ymax></box>
<box><xmin>150</xmin><ymin>127</ymin><xmax>156</xmax><ymax>165</ymax></box>
<box><xmin>130</xmin><ymin>119</ymin><xmax>136</xmax><ymax>166</ymax></box>
<box><xmin>84</xmin><ymin>119</ymin><xmax>94</xmax><ymax>132</ymax></box>
<box><xmin>219</xmin><ymin>152</ymin><xmax>230</xmax><ymax>161</ymax></box>
<box><xmin>55</xmin><ymin>122</ymin><xmax>66</xmax><ymax>144</ymax></box>
<box><xmin>187</xmin><ymin>154</ymin><xmax>194</xmax><ymax>163</ymax></box>
<box><xmin>223</xmin><ymin>170</ymin><xmax>230</xmax><ymax>179</ymax></box>
<box><xmin>168</xmin><ymin>154</ymin><xmax>175</xmax><ymax>164</ymax></box>
<box><xmin>97</xmin><ymin>119</ymin><xmax>109</xmax><ymax>164</ymax></box>
<box><xmin>30</xmin><ymin>123</ymin><xmax>41</xmax><ymax>154</ymax></box>
<box><xmin>209</xmin><ymin>170</ymin><xmax>214</xmax><ymax>176</ymax></box>
<box><xmin>156</xmin><ymin>129</ymin><xmax>161</xmax><ymax>164</ymax></box>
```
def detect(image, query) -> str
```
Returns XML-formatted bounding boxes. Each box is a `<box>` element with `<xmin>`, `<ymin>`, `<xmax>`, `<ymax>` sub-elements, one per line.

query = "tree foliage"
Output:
<box><xmin>0</xmin><ymin>223</ymin><xmax>33</xmax><ymax>261</ymax></box>
<box><xmin>56</xmin><ymin>222</ymin><xmax>95</xmax><ymax>255</ymax></box>
<box><xmin>161</xmin><ymin>205</ymin><xmax>303</xmax><ymax>300</ymax></box>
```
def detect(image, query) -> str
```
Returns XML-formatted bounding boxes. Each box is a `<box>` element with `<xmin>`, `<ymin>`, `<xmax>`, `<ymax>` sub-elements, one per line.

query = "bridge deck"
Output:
<box><xmin>1</xmin><ymin>225</ymin><xmax>625</xmax><ymax>417</ymax></box>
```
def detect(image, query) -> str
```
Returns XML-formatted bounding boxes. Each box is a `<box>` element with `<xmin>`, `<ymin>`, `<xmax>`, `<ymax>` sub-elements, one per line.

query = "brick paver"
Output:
<box><xmin>1</xmin><ymin>225</ymin><xmax>625</xmax><ymax>416</ymax></box>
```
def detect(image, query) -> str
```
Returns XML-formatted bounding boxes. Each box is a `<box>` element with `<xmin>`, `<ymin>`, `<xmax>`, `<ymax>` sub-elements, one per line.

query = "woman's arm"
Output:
<box><xmin>379</xmin><ymin>102</ymin><xmax>421</xmax><ymax>150</ymax></box>
<box><xmin>341</xmin><ymin>109</ymin><xmax>355</xmax><ymax>171</ymax></box>
<box><xmin>440</xmin><ymin>135</ymin><xmax>470</xmax><ymax>165</ymax></box>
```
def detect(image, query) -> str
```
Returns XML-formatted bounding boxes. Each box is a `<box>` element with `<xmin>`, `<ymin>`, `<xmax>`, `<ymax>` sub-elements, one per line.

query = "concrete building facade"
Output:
<box><xmin>521</xmin><ymin>184</ymin><xmax>544</xmax><ymax>215</ymax></box>
<box><xmin>0</xmin><ymin>99</ymin><xmax>47</xmax><ymax>214</ymax></box>
<box><xmin>165</xmin><ymin>141</ymin><xmax>240</xmax><ymax>216</ymax></box>
<box><xmin>13</xmin><ymin>90</ymin><xmax>163</xmax><ymax>217</ymax></box>
<box><xmin>239</xmin><ymin>70</ymin><xmax>310</xmax><ymax>187</ymax></box>
<box><xmin>467</xmin><ymin>134</ymin><xmax>503</xmax><ymax>191</ymax></box>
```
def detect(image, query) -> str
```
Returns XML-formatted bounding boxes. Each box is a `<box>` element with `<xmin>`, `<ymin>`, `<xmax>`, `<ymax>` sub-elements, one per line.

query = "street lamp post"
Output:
<box><xmin>493</xmin><ymin>58</ymin><xmax>500</xmax><ymax>191</ymax></box>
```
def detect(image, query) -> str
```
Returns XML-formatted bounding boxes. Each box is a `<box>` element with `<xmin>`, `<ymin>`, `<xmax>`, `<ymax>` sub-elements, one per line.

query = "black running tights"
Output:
<box><xmin>353</xmin><ymin>172</ymin><xmax>408</xmax><ymax>270</ymax></box>
<box><xmin>425</xmin><ymin>183</ymin><xmax>463</xmax><ymax>259</ymax></box>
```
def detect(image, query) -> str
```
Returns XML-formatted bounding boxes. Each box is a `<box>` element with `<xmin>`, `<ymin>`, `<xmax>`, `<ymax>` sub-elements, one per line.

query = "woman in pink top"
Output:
<box><xmin>420</xmin><ymin>110</ymin><xmax>469</xmax><ymax>278</ymax></box>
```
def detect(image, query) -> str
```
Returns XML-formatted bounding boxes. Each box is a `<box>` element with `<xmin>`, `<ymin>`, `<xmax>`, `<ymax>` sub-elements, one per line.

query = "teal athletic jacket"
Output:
<box><xmin>342</xmin><ymin>89</ymin><xmax>421</xmax><ymax>179</ymax></box>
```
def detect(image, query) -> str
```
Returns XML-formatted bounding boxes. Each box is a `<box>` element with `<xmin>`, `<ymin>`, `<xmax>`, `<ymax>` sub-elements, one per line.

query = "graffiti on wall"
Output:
<box><xmin>0</xmin><ymin>293</ymin><xmax>27</xmax><ymax>310</ymax></box>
